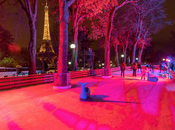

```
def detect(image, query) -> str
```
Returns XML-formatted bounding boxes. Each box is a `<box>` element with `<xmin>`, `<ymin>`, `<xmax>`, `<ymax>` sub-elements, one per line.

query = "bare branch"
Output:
<box><xmin>26</xmin><ymin>0</ymin><xmax>32</xmax><ymax>16</ymax></box>
<box><xmin>18</xmin><ymin>0</ymin><xmax>28</xmax><ymax>15</ymax></box>
<box><xmin>67</xmin><ymin>0</ymin><xmax>75</xmax><ymax>7</ymax></box>
<box><xmin>33</xmin><ymin>0</ymin><xmax>38</xmax><ymax>17</ymax></box>
<box><xmin>0</xmin><ymin>0</ymin><xmax>6</xmax><ymax>5</ymax></box>
<box><xmin>77</xmin><ymin>14</ymin><xmax>87</xmax><ymax>25</ymax></box>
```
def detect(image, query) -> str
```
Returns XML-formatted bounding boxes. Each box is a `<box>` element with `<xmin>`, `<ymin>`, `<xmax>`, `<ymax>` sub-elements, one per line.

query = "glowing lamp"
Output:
<box><xmin>68</xmin><ymin>62</ymin><xmax>71</xmax><ymax>65</ymax></box>
<box><xmin>168</xmin><ymin>59</ymin><xmax>171</xmax><ymax>62</ymax></box>
<box><xmin>121</xmin><ymin>54</ymin><xmax>124</xmax><ymax>58</ymax></box>
<box><xmin>136</xmin><ymin>58</ymin><xmax>138</xmax><ymax>60</ymax></box>
<box><xmin>166</xmin><ymin>59</ymin><xmax>168</xmax><ymax>62</ymax></box>
<box><xmin>102</xmin><ymin>63</ymin><xmax>104</xmax><ymax>66</ymax></box>
<box><xmin>70</xmin><ymin>44</ymin><xmax>75</xmax><ymax>49</ymax></box>
<box><xmin>162</xmin><ymin>58</ymin><xmax>165</xmax><ymax>61</ymax></box>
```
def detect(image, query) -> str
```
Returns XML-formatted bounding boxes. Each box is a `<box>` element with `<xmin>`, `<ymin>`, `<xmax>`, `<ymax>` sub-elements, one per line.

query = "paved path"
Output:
<box><xmin>0</xmin><ymin>69</ymin><xmax>174</xmax><ymax>130</ymax></box>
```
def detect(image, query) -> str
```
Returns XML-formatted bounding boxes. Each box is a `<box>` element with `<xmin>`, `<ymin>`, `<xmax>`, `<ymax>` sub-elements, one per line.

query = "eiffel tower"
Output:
<box><xmin>37</xmin><ymin>1</ymin><xmax>56</xmax><ymax>69</ymax></box>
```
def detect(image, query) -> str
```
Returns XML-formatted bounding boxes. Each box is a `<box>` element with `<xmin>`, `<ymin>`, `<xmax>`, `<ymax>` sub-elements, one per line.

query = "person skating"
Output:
<box><xmin>149</xmin><ymin>63</ymin><xmax>152</xmax><ymax>71</ymax></box>
<box><xmin>152</xmin><ymin>64</ymin><xmax>155</xmax><ymax>73</ymax></box>
<box><xmin>120</xmin><ymin>61</ymin><xmax>126</xmax><ymax>77</ymax></box>
<box><xmin>141</xmin><ymin>67</ymin><xmax>147</xmax><ymax>80</ymax></box>
<box><xmin>132</xmin><ymin>62</ymin><xmax>137</xmax><ymax>77</ymax></box>
<box><xmin>137</xmin><ymin>62</ymin><xmax>141</xmax><ymax>72</ymax></box>
<box><xmin>159</xmin><ymin>63</ymin><xmax>163</xmax><ymax>73</ymax></box>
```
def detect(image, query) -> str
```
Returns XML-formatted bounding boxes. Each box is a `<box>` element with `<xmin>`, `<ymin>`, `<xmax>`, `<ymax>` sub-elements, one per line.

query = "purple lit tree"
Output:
<box><xmin>16</xmin><ymin>0</ymin><xmax>38</xmax><ymax>74</ymax></box>
<box><xmin>89</xmin><ymin>0</ymin><xmax>138</xmax><ymax>77</ymax></box>
<box><xmin>129</xmin><ymin>0</ymin><xmax>171</xmax><ymax>63</ymax></box>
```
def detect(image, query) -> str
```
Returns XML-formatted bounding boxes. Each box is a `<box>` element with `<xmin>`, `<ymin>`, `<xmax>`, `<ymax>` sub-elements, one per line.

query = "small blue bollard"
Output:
<box><xmin>79</xmin><ymin>82</ymin><xmax>90</xmax><ymax>100</ymax></box>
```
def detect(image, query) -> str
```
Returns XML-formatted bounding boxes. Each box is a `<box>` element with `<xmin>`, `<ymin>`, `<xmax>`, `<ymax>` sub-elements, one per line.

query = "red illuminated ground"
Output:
<box><xmin>0</xmin><ymin>69</ymin><xmax>174</xmax><ymax>130</ymax></box>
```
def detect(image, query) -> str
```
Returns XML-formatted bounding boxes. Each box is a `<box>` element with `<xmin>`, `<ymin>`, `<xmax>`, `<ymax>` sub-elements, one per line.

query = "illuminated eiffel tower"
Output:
<box><xmin>37</xmin><ymin>1</ymin><xmax>56</xmax><ymax>68</ymax></box>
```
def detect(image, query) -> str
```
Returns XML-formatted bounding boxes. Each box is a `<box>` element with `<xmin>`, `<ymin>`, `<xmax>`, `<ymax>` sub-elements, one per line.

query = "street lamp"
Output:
<box><xmin>70</xmin><ymin>44</ymin><xmax>75</xmax><ymax>71</ymax></box>
<box><xmin>121</xmin><ymin>54</ymin><xmax>124</xmax><ymax>62</ymax></box>
<box><xmin>70</xmin><ymin>44</ymin><xmax>75</xmax><ymax>49</ymax></box>
<box><xmin>136</xmin><ymin>57</ymin><xmax>138</xmax><ymax>60</ymax></box>
<box><xmin>121</xmin><ymin>54</ymin><xmax>124</xmax><ymax>58</ymax></box>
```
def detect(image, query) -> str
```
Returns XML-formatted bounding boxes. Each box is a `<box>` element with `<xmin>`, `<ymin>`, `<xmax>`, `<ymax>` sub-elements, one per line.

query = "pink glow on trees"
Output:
<box><xmin>58</xmin><ymin>0</ymin><xmax>75</xmax><ymax>73</ymax></box>
<box><xmin>70</xmin><ymin>0</ymin><xmax>89</xmax><ymax>71</ymax></box>
<box><xmin>129</xmin><ymin>0</ymin><xmax>171</xmax><ymax>63</ymax></box>
<box><xmin>70</xmin><ymin>0</ymin><xmax>105</xmax><ymax>71</ymax></box>
<box><xmin>89</xmin><ymin>0</ymin><xmax>138</xmax><ymax>76</ymax></box>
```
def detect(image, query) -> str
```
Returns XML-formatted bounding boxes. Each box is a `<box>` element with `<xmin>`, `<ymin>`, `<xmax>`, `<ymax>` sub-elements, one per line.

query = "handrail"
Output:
<box><xmin>0</xmin><ymin>67</ymin><xmax>129</xmax><ymax>90</ymax></box>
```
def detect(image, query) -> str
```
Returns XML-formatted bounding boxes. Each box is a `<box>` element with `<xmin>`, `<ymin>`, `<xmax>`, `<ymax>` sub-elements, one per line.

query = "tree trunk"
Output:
<box><xmin>115</xmin><ymin>44</ymin><xmax>119</xmax><ymax>67</ymax></box>
<box><xmin>104</xmin><ymin>7</ymin><xmax>116</xmax><ymax>76</ymax></box>
<box><xmin>58</xmin><ymin>0</ymin><xmax>69</xmax><ymax>73</ymax></box>
<box><xmin>138</xmin><ymin>44</ymin><xmax>144</xmax><ymax>63</ymax></box>
<box><xmin>73</xmin><ymin>26</ymin><xmax>78</xmax><ymax>70</ymax></box>
<box><xmin>132</xmin><ymin>43</ymin><xmax>137</xmax><ymax>64</ymax></box>
<box><xmin>28</xmin><ymin>20</ymin><xmax>36</xmax><ymax>74</ymax></box>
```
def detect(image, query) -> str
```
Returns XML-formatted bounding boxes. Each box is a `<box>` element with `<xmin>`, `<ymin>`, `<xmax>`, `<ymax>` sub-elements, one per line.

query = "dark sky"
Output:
<box><xmin>152</xmin><ymin>0</ymin><xmax>175</xmax><ymax>57</ymax></box>
<box><xmin>1</xmin><ymin>0</ymin><xmax>175</xmax><ymax>56</ymax></box>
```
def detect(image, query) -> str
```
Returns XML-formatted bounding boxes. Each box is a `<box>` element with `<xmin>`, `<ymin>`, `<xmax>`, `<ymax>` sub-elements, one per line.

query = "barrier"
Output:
<box><xmin>0</xmin><ymin>74</ymin><xmax>53</xmax><ymax>90</ymax></box>
<box><xmin>0</xmin><ymin>67</ymin><xmax>124</xmax><ymax>90</ymax></box>
<box><xmin>169</xmin><ymin>70</ymin><xmax>175</xmax><ymax>82</ymax></box>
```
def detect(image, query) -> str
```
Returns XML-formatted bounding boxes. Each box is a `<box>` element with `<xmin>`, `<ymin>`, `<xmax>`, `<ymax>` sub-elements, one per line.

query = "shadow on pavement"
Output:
<box><xmin>123</xmin><ymin>78</ymin><xmax>140</xmax><ymax>80</ymax></box>
<box><xmin>82</xmin><ymin>95</ymin><xmax>141</xmax><ymax>104</ymax></box>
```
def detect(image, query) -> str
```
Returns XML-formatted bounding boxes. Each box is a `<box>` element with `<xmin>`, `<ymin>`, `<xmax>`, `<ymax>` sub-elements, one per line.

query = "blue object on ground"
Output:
<box><xmin>79</xmin><ymin>82</ymin><xmax>87</xmax><ymax>100</ymax></box>
<box><xmin>147</xmin><ymin>72</ymin><xmax>158</xmax><ymax>82</ymax></box>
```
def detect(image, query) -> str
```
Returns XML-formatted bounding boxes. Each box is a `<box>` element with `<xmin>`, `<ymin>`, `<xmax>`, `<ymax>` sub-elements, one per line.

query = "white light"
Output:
<box><xmin>98</xmin><ymin>61</ymin><xmax>100</xmax><ymax>63</ymax></box>
<box><xmin>110</xmin><ymin>64</ymin><xmax>112</xmax><ymax>66</ymax></box>
<box><xmin>162</xmin><ymin>58</ymin><xmax>165</xmax><ymax>61</ymax></box>
<box><xmin>110</xmin><ymin>61</ymin><xmax>112</xmax><ymax>63</ymax></box>
<box><xmin>102</xmin><ymin>63</ymin><xmax>104</xmax><ymax>66</ymax></box>
<box><xmin>121</xmin><ymin>54</ymin><xmax>124</xmax><ymax>58</ymax></box>
<box><xmin>70</xmin><ymin>44</ymin><xmax>75</xmax><ymax>49</ymax></box>
<box><xmin>68</xmin><ymin>62</ymin><xmax>71</xmax><ymax>65</ymax></box>
<box><xmin>99</xmin><ymin>64</ymin><xmax>101</xmax><ymax>67</ymax></box>
<box><xmin>136</xmin><ymin>58</ymin><xmax>138</xmax><ymax>60</ymax></box>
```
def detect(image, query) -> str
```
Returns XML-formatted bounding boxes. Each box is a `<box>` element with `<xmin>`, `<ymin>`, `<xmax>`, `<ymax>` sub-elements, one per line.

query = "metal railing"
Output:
<box><xmin>0</xmin><ymin>74</ymin><xmax>53</xmax><ymax>90</ymax></box>
<box><xmin>0</xmin><ymin>66</ymin><xmax>131</xmax><ymax>90</ymax></box>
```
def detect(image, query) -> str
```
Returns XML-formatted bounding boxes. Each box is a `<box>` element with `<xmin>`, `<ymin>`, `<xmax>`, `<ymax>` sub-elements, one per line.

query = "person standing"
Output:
<box><xmin>152</xmin><ymin>64</ymin><xmax>155</xmax><ymax>73</ymax></box>
<box><xmin>120</xmin><ymin>61</ymin><xmax>126</xmax><ymax>77</ymax></box>
<box><xmin>159</xmin><ymin>63</ymin><xmax>163</xmax><ymax>73</ymax></box>
<box><xmin>146</xmin><ymin>63</ymin><xmax>149</xmax><ymax>70</ymax></box>
<box><xmin>141</xmin><ymin>67</ymin><xmax>147</xmax><ymax>80</ymax></box>
<box><xmin>149</xmin><ymin>63</ymin><xmax>152</xmax><ymax>71</ymax></box>
<box><xmin>132</xmin><ymin>62</ymin><xmax>137</xmax><ymax>77</ymax></box>
<box><xmin>137</xmin><ymin>62</ymin><xmax>141</xmax><ymax>72</ymax></box>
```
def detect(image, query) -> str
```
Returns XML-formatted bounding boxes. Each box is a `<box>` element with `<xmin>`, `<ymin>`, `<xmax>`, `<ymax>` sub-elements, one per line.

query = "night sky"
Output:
<box><xmin>1</xmin><ymin>0</ymin><xmax>175</xmax><ymax>58</ymax></box>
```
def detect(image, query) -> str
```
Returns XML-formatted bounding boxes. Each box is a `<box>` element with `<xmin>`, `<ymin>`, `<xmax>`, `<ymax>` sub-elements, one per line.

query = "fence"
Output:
<box><xmin>0</xmin><ymin>74</ymin><xmax>53</xmax><ymax>90</ymax></box>
<box><xmin>169</xmin><ymin>69</ymin><xmax>175</xmax><ymax>82</ymax></box>
<box><xmin>0</xmin><ymin>66</ymin><xmax>143</xmax><ymax>90</ymax></box>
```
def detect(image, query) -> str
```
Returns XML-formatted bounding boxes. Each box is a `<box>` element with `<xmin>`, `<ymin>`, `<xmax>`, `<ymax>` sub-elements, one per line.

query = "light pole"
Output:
<box><xmin>70</xmin><ymin>44</ymin><xmax>75</xmax><ymax>71</ymax></box>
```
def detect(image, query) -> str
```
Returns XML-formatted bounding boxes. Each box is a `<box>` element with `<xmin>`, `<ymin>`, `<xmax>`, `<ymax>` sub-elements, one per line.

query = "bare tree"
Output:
<box><xmin>130</xmin><ymin>0</ymin><xmax>171</xmax><ymax>63</ymax></box>
<box><xmin>17</xmin><ymin>0</ymin><xmax>38</xmax><ymax>74</ymax></box>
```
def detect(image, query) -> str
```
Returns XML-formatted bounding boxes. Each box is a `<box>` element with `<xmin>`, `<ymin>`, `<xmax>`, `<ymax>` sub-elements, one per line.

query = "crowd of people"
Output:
<box><xmin>120</xmin><ymin>61</ymin><xmax>147</xmax><ymax>79</ymax></box>
<box><xmin>119</xmin><ymin>61</ymin><xmax>174</xmax><ymax>79</ymax></box>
